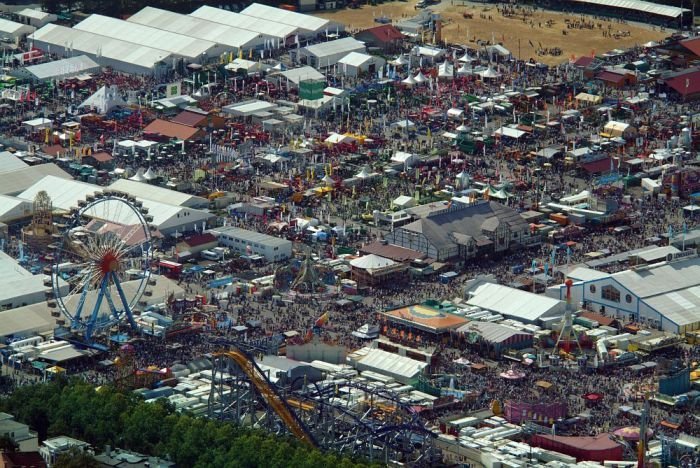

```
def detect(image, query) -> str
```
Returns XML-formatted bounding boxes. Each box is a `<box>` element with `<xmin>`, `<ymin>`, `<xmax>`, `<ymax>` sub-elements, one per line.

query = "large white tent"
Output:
<box><xmin>0</xmin><ymin>17</ymin><xmax>35</xmax><ymax>42</ymax></box>
<box><xmin>190</xmin><ymin>6</ymin><xmax>297</xmax><ymax>43</ymax></box>
<box><xmin>127</xmin><ymin>7</ymin><xmax>264</xmax><ymax>52</ymax></box>
<box><xmin>300</xmin><ymin>37</ymin><xmax>365</xmax><ymax>69</ymax></box>
<box><xmin>18</xmin><ymin>55</ymin><xmax>100</xmax><ymax>82</ymax></box>
<box><xmin>30</xmin><ymin>24</ymin><xmax>172</xmax><ymax>75</ymax></box>
<box><xmin>74</xmin><ymin>14</ymin><xmax>220</xmax><ymax>61</ymax></box>
<box><xmin>18</xmin><ymin>175</ymin><xmax>214</xmax><ymax>235</ymax></box>
<box><xmin>240</xmin><ymin>3</ymin><xmax>334</xmax><ymax>36</ymax></box>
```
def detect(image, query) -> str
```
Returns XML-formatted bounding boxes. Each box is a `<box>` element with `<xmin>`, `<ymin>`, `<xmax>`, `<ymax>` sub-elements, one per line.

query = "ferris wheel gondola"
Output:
<box><xmin>50</xmin><ymin>192</ymin><xmax>154</xmax><ymax>343</ymax></box>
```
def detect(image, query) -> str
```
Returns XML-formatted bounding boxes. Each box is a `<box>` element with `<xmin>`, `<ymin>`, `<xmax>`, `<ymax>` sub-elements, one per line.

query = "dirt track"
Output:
<box><xmin>315</xmin><ymin>1</ymin><xmax>668</xmax><ymax>65</ymax></box>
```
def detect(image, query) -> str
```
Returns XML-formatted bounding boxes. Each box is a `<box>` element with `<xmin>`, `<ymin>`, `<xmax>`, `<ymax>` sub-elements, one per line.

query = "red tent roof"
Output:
<box><xmin>360</xmin><ymin>24</ymin><xmax>404</xmax><ymax>42</ymax></box>
<box><xmin>532</xmin><ymin>434</ymin><xmax>623</xmax><ymax>462</ymax></box>
<box><xmin>143</xmin><ymin>119</ymin><xmax>203</xmax><ymax>141</ymax></box>
<box><xmin>596</xmin><ymin>71</ymin><xmax>627</xmax><ymax>84</ymax></box>
<box><xmin>680</xmin><ymin>37</ymin><xmax>700</xmax><ymax>56</ymax></box>
<box><xmin>666</xmin><ymin>69</ymin><xmax>700</xmax><ymax>96</ymax></box>
<box><xmin>91</xmin><ymin>151</ymin><xmax>113</xmax><ymax>163</ymax></box>
<box><xmin>581</xmin><ymin>157</ymin><xmax>612</xmax><ymax>174</ymax></box>
<box><xmin>573</xmin><ymin>56</ymin><xmax>594</xmax><ymax>68</ymax></box>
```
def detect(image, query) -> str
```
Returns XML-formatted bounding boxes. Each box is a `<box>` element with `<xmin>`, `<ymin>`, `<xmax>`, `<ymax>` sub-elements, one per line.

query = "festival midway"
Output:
<box><xmin>0</xmin><ymin>0</ymin><xmax>698</xmax><ymax>467</ymax></box>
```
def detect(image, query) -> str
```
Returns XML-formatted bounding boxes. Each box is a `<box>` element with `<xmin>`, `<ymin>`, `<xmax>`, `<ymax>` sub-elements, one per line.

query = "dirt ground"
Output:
<box><xmin>314</xmin><ymin>1</ymin><xmax>668</xmax><ymax>66</ymax></box>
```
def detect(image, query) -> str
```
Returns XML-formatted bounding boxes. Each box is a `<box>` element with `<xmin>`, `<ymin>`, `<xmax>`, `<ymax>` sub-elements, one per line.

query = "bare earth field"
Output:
<box><xmin>314</xmin><ymin>1</ymin><xmax>668</xmax><ymax>65</ymax></box>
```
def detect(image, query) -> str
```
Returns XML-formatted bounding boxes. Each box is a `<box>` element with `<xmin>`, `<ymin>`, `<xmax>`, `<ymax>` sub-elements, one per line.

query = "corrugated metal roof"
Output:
<box><xmin>128</xmin><ymin>7</ymin><xmax>262</xmax><ymax>50</ymax></box>
<box><xmin>571</xmin><ymin>0</ymin><xmax>689</xmax><ymax>18</ymax></box>
<box><xmin>191</xmin><ymin>5</ymin><xmax>297</xmax><ymax>40</ymax></box>
<box><xmin>466</xmin><ymin>283</ymin><xmax>564</xmax><ymax>322</ymax></box>
<box><xmin>74</xmin><ymin>15</ymin><xmax>216</xmax><ymax>59</ymax></box>
<box><xmin>30</xmin><ymin>24</ymin><xmax>172</xmax><ymax>71</ymax></box>
<box><xmin>209</xmin><ymin>226</ymin><xmax>291</xmax><ymax>248</ymax></box>
<box><xmin>240</xmin><ymin>3</ymin><xmax>330</xmax><ymax>34</ymax></box>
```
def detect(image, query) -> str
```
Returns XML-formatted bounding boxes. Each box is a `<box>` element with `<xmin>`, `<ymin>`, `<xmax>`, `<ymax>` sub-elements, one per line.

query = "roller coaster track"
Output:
<box><xmin>215</xmin><ymin>350</ymin><xmax>317</xmax><ymax>447</ymax></box>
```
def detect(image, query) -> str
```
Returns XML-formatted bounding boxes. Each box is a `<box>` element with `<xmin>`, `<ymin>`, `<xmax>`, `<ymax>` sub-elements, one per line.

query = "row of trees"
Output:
<box><xmin>0</xmin><ymin>379</ymin><xmax>374</xmax><ymax>468</ymax></box>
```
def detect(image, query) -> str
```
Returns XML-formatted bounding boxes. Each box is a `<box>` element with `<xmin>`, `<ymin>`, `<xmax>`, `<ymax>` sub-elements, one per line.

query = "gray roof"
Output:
<box><xmin>0</xmin><ymin>163</ymin><xmax>71</xmax><ymax>195</ymax></box>
<box><xmin>209</xmin><ymin>226</ymin><xmax>291</xmax><ymax>248</ymax></box>
<box><xmin>23</xmin><ymin>55</ymin><xmax>100</xmax><ymax>81</ymax></box>
<box><xmin>456</xmin><ymin>321</ymin><xmax>532</xmax><ymax>344</ymax></box>
<box><xmin>644</xmin><ymin>291</ymin><xmax>700</xmax><ymax>327</ymax></box>
<box><xmin>612</xmin><ymin>256</ymin><xmax>700</xmax><ymax>299</ymax></box>
<box><xmin>400</xmin><ymin>201</ymin><xmax>529</xmax><ymax>251</ymax></box>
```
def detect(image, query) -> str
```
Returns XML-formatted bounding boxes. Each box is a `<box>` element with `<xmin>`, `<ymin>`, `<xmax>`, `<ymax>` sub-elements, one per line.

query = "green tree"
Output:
<box><xmin>53</xmin><ymin>448</ymin><xmax>99</xmax><ymax>468</ymax></box>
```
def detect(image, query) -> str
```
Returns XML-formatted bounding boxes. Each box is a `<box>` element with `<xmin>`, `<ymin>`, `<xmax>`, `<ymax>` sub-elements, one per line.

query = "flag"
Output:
<box><xmin>315</xmin><ymin>312</ymin><xmax>330</xmax><ymax>327</ymax></box>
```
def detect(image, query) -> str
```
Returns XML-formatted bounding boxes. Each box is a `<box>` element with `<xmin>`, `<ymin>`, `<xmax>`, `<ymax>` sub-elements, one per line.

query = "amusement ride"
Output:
<box><xmin>47</xmin><ymin>191</ymin><xmax>154</xmax><ymax>347</ymax></box>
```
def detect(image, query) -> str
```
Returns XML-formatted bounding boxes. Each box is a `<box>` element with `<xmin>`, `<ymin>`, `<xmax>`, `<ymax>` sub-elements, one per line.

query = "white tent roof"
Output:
<box><xmin>240</xmin><ymin>3</ymin><xmax>331</xmax><ymax>34</ymax></box>
<box><xmin>223</xmin><ymin>100</ymin><xmax>277</xmax><ymax>117</ymax></box>
<box><xmin>225</xmin><ymin>59</ymin><xmax>263</xmax><ymax>72</ymax></box>
<box><xmin>356</xmin><ymin>166</ymin><xmax>371</xmax><ymax>178</ymax></box>
<box><xmin>23</xmin><ymin>55</ymin><xmax>100</xmax><ymax>81</ymax></box>
<box><xmin>129</xmin><ymin>168</ymin><xmax>147</xmax><ymax>182</ymax></box>
<box><xmin>19</xmin><ymin>175</ymin><xmax>212</xmax><ymax>232</ymax></box>
<box><xmin>143</xmin><ymin>168</ymin><xmax>157</xmax><ymax>180</ymax></box>
<box><xmin>302</xmin><ymin>37</ymin><xmax>365</xmax><ymax>60</ymax></box>
<box><xmin>191</xmin><ymin>6</ymin><xmax>297</xmax><ymax>40</ymax></box>
<box><xmin>494</xmin><ymin>126</ymin><xmax>526</xmax><ymax>139</ymax></box>
<box><xmin>127</xmin><ymin>7</ymin><xmax>263</xmax><ymax>50</ymax></box>
<box><xmin>570</xmin><ymin>0</ymin><xmax>689</xmax><ymax>18</ymax></box>
<box><xmin>22</xmin><ymin>117</ymin><xmax>52</xmax><ymax>128</ymax></box>
<box><xmin>74</xmin><ymin>14</ymin><xmax>217</xmax><ymax>59</ymax></box>
<box><xmin>338</xmin><ymin>52</ymin><xmax>375</xmax><ymax>67</ymax></box>
<box><xmin>78</xmin><ymin>85</ymin><xmax>126</xmax><ymax>114</ymax></box>
<box><xmin>275</xmin><ymin>66</ymin><xmax>324</xmax><ymax>85</ymax></box>
<box><xmin>458</xmin><ymin>53</ymin><xmax>475</xmax><ymax>63</ymax></box>
<box><xmin>30</xmin><ymin>24</ymin><xmax>172</xmax><ymax>74</ymax></box>
<box><xmin>413</xmin><ymin>71</ymin><xmax>427</xmax><ymax>83</ymax></box>
<box><xmin>325</xmin><ymin>132</ymin><xmax>355</xmax><ymax>144</ymax></box>
<box><xmin>467</xmin><ymin>283</ymin><xmax>564</xmax><ymax>322</ymax></box>
<box><xmin>322</xmin><ymin>174</ymin><xmax>334</xmax><ymax>185</ymax></box>
<box><xmin>438</xmin><ymin>62</ymin><xmax>454</xmax><ymax>78</ymax></box>
<box><xmin>350</xmin><ymin>254</ymin><xmax>396</xmax><ymax>270</ymax></box>
<box><xmin>401</xmin><ymin>75</ymin><xmax>416</xmax><ymax>85</ymax></box>
<box><xmin>391</xmin><ymin>151</ymin><xmax>415</xmax><ymax>163</ymax></box>
<box><xmin>457</xmin><ymin>63</ymin><xmax>472</xmax><ymax>75</ymax></box>
<box><xmin>0</xmin><ymin>151</ymin><xmax>29</xmax><ymax>174</ymax></box>
<box><xmin>456</xmin><ymin>124</ymin><xmax>469</xmax><ymax>132</ymax></box>
<box><xmin>390</xmin><ymin>55</ymin><xmax>408</xmax><ymax>66</ymax></box>
<box><xmin>355</xmin><ymin>348</ymin><xmax>427</xmax><ymax>381</ymax></box>
<box><xmin>479</xmin><ymin>67</ymin><xmax>501</xmax><ymax>79</ymax></box>
<box><xmin>110</xmin><ymin>178</ymin><xmax>206</xmax><ymax>208</ymax></box>
<box><xmin>16</xmin><ymin>8</ymin><xmax>55</xmax><ymax>21</ymax></box>
<box><xmin>0</xmin><ymin>17</ymin><xmax>35</xmax><ymax>38</ymax></box>
<box><xmin>392</xmin><ymin>119</ymin><xmax>415</xmax><ymax>128</ymax></box>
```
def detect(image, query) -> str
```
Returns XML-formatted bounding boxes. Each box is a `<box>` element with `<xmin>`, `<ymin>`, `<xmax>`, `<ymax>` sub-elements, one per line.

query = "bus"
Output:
<box><xmin>158</xmin><ymin>260</ymin><xmax>183</xmax><ymax>279</ymax></box>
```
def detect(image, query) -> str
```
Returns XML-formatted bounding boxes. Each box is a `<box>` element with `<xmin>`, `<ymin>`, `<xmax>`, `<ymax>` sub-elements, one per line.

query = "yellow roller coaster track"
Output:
<box><xmin>217</xmin><ymin>351</ymin><xmax>316</xmax><ymax>447</ymax></box>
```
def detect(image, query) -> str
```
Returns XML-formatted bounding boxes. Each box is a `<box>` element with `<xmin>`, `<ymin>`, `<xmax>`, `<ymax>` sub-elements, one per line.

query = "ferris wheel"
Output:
<box><xmin>49</xmin><ymin>192</ymin><xmax>154</xmax><ymax>342</ymax></box>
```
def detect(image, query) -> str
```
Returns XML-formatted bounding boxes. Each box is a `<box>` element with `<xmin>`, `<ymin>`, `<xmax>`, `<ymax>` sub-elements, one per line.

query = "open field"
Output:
<box><xmin>315</xmin><ymin>1</ymin><xmax>668</xmax><ymax>65</ymax></box>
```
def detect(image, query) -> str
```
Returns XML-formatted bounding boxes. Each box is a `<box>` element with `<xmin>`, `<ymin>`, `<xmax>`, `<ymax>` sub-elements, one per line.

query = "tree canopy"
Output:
<box><xmin>0</xmin><ymin>379</ymin><xmax>374</xmax><ymax>468</ymax></box>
